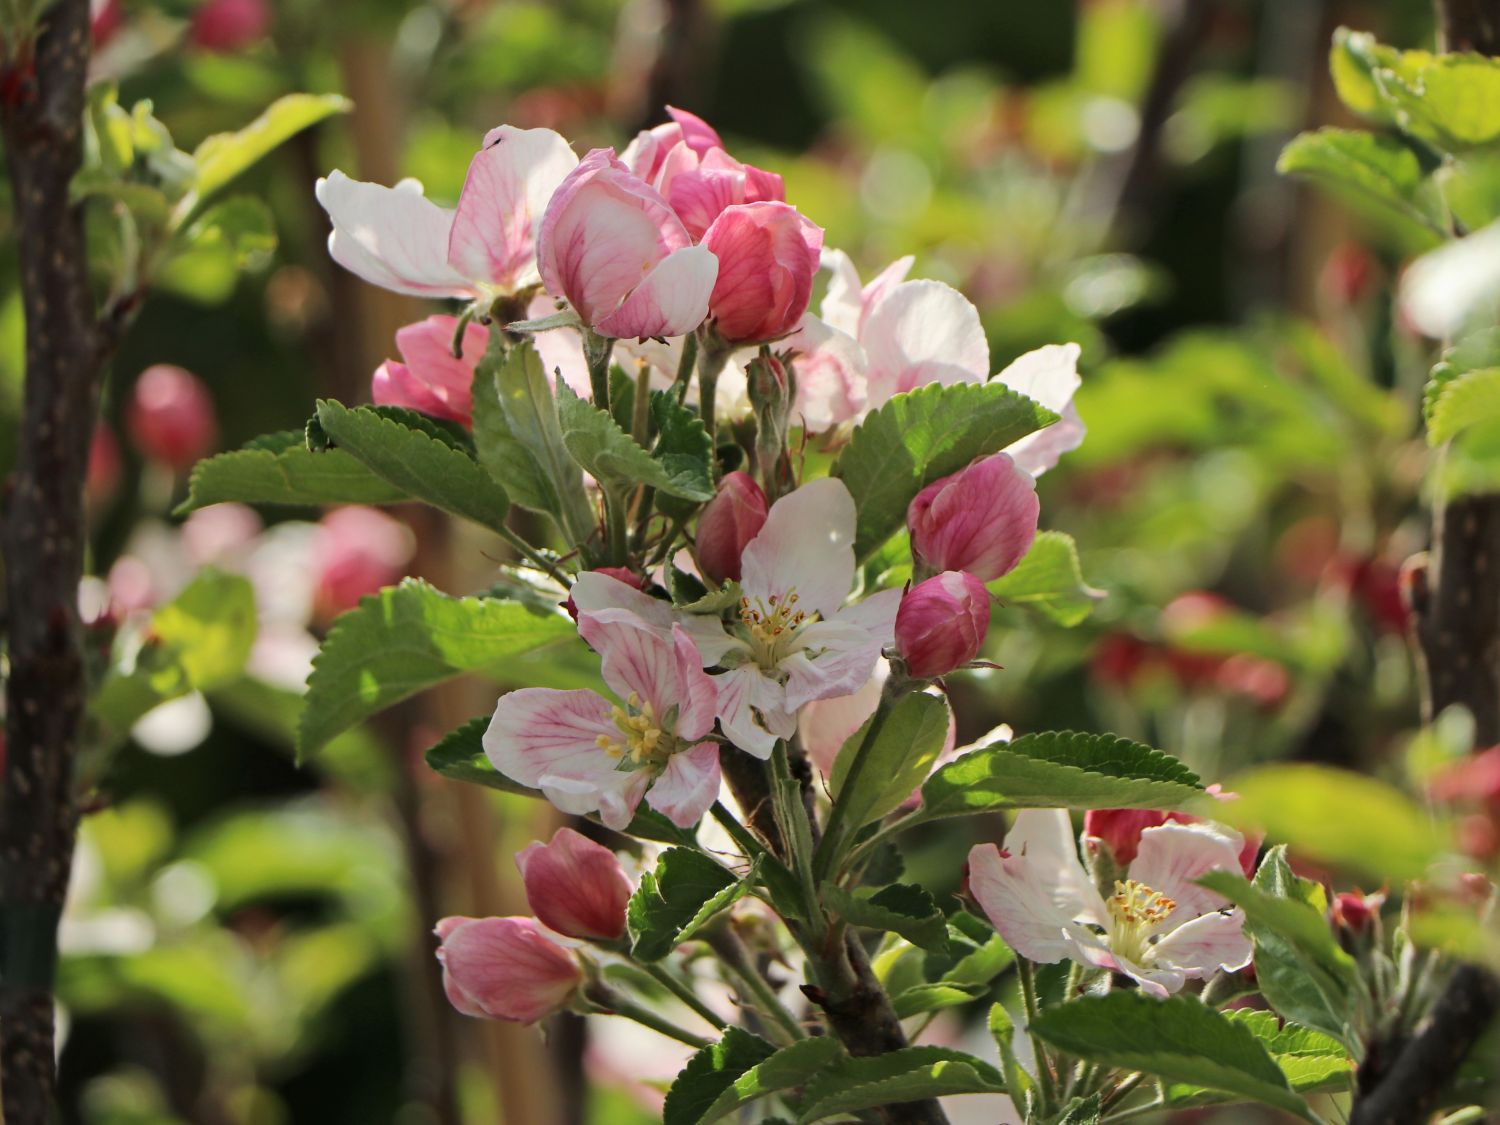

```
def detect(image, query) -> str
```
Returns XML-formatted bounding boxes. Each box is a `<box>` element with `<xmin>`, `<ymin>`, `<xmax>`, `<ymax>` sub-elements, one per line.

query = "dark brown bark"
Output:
<box><xmin>0</xmin><ymin>0</ymin><xmax>119</xmax><ymax>1118</ymax></box>
<box><xmin>1352</xmin><ymin>11</ymin><xmax>1500</xmax><ymax>1124</ymax></box>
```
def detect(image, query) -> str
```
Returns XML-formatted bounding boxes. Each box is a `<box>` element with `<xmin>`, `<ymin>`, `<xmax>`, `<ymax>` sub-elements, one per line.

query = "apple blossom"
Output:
<box><xmin>656</xmin><ymin>144</ymin><xmax>786</xmax><ymax>242</ymax></box>
<box><xmin>372</xmin><ymin>315</ymin><xmax>488</xmax><ymax>427</ymax></box>
<box><xmin>702</xmin><ymin>203</ymin><xmax>822</xmax><ymax>345</ymax></box>
<box><xmin>570</xmin><ymin>479</ymin><xmax>901</xmax><ymax>758</ymax></box>
<box><xmin>516</xmin><ymin>827</ymin><xmax>632</xmax><ymax>942</ymax></box>
<box><xmin>536</xmin><ymin>149</ymin><xmax>719</xmax><ymax>340</ymax></box>
<box><xmin>435</xmin><ymin>915</ymin><xmax>582</xmax><ymax>1023</ymax></box>
<box><xmin>894</xmin><ymin>571</ymin><xmax>991</xmax><ymax>679</ymax></box>
<box><xmin>484</xmin><ymin>614</ymin><xmax>720</xmax><ymax>829</ymax></box>
<box><xmin>317</xmin><ymin>125</ymin><xmax>578</xmax><ymax>300</ymax></box>
<box><xmin>967</xmin><ymin>810</ymin><xmax>1252</xmax><ymax>997</ymax></box>
<box><xmin>127</xmin><ymin>364</ymin><xmax>218</xmax><ymax>470</ymax></box>
<box><xmin>907</xmin><ymin>452</ymin><xmax>1039</xmax><ymax>581</ymax></box>
<box><xmin>312</xmin><ymin>506</ymin><xmax>414</xmax><ymax>618</ymax></box>
<box><xmin>620</xmin><ymin>106</ymin><xmax>723</xmax><ymax>184</ymax></box>
<box><xmin>1085</xmin><ymin>793</ymin><xmax>1260</xmax><ymax>875</ymax></box>
<box><xmin>695</xmin><ymin>472</ymin><xmax>768</xmax><ymax>585</ymax></box>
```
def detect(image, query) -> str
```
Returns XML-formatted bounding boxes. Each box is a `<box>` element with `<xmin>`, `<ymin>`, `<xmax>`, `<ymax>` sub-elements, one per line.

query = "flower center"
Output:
<box><xmin>738</xmin><ymin>589</ymin><xmax>816</xmax><ymax>668</ymax></box>
<box><xmin>596</xmin><ymin>693</ymin><xmax>674</xmax><ymax>769</ymax></box>
<box><xmin>1106</xmin><ymin>879</ymin><xmax>1177</xmax><ymax>964</ymax></box>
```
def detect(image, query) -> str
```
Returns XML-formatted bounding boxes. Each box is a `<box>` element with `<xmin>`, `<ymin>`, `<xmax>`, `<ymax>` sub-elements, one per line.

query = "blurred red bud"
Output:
<box><xmin>126</xmin><ymin>365</ymin><xmax>218</xmax><ymax>471</ymax></box>
<box><xmin>189</xmin><ymin>0</ymin><xmax>271</xmax><ymax>52</ymax></box>
<box><xmin>313</xmin><ymin>506</ymin><xmax>414</xmax><ymax>619</ymax></box>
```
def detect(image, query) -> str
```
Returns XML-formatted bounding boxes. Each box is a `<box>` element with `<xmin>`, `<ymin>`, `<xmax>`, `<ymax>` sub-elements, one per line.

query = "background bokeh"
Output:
<box><xmin>5</xmin><ymin>0</ymin><xmax>1466</xmax><ymax>1120</ymax></box>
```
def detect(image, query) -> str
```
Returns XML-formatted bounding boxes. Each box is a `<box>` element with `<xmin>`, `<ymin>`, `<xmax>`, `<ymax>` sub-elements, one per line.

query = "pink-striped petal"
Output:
<box><xmin>1128</xmin><ymin>822</ymin><xmax>1246</xmax><ymax>927</ymax></box>
<box><xmin>713</xmin><ymin>663</ymin><xmax>793</xmax><ymax>759</ymax></box>
<box><xmin>647</xmin><ymin>743</ymin><xmax>721</xmax><ymax>827</ymax></box>
<box><xmin>1151</xmin><ymin>909</ymin><xmax>1252</xmax><ymax>977</ymax></box>
<box><xmin>996</xmin><ymin>344</ymin><xmax>1085</xmax><ymax>476</ymax></box>
<box><xmin>670</xmin><ymin>624</ymin><xmax>718</xmax><ymax>741</ymax></box>
<box><xmin>448</xmin><ymin>125</ymin><xmax>578</xmax><ymax>291</ymax></box>
<box><xmin>594</xmin><ymin>244</ymin><xmax>718</xmax><ymax>340</ymax></box>
<box><xmin>967</xmin><ymin>842</ymin><xmax>1080</xmax><ymax>964</ymax></box>
<box><xmin>862</xmin><ymin>279</ymin><xmax>988</xmax><ymax>407</ymax></box>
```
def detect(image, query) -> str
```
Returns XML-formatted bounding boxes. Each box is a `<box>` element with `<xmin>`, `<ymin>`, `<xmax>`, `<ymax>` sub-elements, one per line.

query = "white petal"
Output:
<box><xmin>1151</xmin><ymin>909</ymin><xmax>1252</xmax><ymax>977</ymax></box>
<box><xmin>819</xmin><ymin>247</ymin><xmax>865</xmax><ymax>337</ymax></box>
<box><xmin>967</xmin><ymin>842</ymin><xmax>1081</xmax><ymax>964</ymax></box>
<box><xmin>739</xmin><ymin>478</ymin><xmax>856</xmax><ymax>620</ymax></box>
<box><xmin>1004</xmin><ymin>810</ymin><xmax>1108</xmax><ymax>925</ymax></box>
<box><xmin>315</xmin><ymin>172</ymin><xmax>471</xmax><ymax>298</ymax></box>
<box><xmin>1007</xmin><ymin>401</ymin><xmax>1086</xmax><ymax>477</ymax></box>
<box><xmin>596</xmin><ymin>244</ymin><xmax>719</xmax><ymax>340</ymax></box>
<box><xmin>647</xmin><ymin>744</ymin><xmax>721</xmax><ymax>827</ymax></box>
<box><xmin>1129</xmin><ymin>822</ymin><xmax>1247</xmax><ymax>927</ymax></box>
<box><xmin>861</xmin><ymin>279</ymin><xmax>988</xmax><ymax>407</ymax></box>
<box><xmin>994</xmin><ymin>343</ymin><xmax>1081</xmax><ymax>415</ymax></box>
<box><xmin>572</xmin><ymin>572</ymin><xmax>675</xmax><ymax>629</ymax></box>
<box><xmin>1401</xmin><ymin>219</ymin><xmax>1500</xmax><ymax>338</ymax></box>
<box><xmin>713</xmin><ymin>664</ymin><xmax>791</xmax><ymax>759</ymax></box>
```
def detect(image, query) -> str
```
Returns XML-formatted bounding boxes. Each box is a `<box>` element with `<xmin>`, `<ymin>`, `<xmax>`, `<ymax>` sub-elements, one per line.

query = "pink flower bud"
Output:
<box><xmin>537</xmin><ymin>149</ymin><xmax>718</xmax><ymax>340</ymax></box>
<box><xmin>621</xmin><ymin>106</ymin><xmax>723</xmax><ymax>183</ymax></box>
<box><xmin>516</xmin><ymin>827</ymin><xmax>632</xmax><ymax>941</ymax></box>
<box><xmin>372</xmin><ymin>315</ymin><xmax>488</xmax><ymax>428</ymax></box>
<box><xmin>434</xmin><ymin>916</ymin><xmax>582</xmax><ymax>1023</ymax></box>
<box><xmin>895</xmin><ymin>571</ymin><xmax>991</xmax><ymax>679</ymax></box>
<box><xmin>907</xmin><ymin>453</ymin><xmax>1039</xmax><ymax>581</ymax></box>
<box><xmin>702</xmin><ymin>202</ymin><xmax>822</xmax><ymax>345</ymax></box>
<box><xmin>126</xmin><ymin>365</ymin><xmax>218</xmax><ymax>471</ymax></box>
<box><xmin>695</xmin><ymin>472</ymin><xmax>768</xmax><ymax>585</ymax></box>
<box><xmin>655</xmin><ymin>143</ymin><xmax>785</xmax><ymax>241</ymax></box>
<box><xmin>313</xmin><ymin>506</ymin><xmax>414</xmax><ymax>619</ymax></box>
<box><xmin>1330</xmin><ymin>891</ymin><xmax>1382</xmax><ymax>935</ymax></box>
<box><xmin>189</xmin><ymin>0</ymin><xmax>270</xmax><ymax>52</ymax></box>
<box><xmin>1430</xmin><ymin>746</ymin><xmax>1500</xmax><ymax>814</ymax></box>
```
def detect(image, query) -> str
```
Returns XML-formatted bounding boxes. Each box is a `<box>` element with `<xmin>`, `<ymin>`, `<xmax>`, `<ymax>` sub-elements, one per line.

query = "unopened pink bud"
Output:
<box><xmin>696</xmin><ymin>472</ymin><xmax>768</xmax><ymax>585</ymax></box>
<box><xmin>126</xmin><ymin>365</ymin><xmax>218</xmax><ymax>471</ymax></box>
<box><xmin>895</xmin><ymin>571</ymin><xmax>991</xmax><ymax>679</ymax></box>
<box><xmin>189</xmin><ymin>0</ymin><xmax>270</xmax><ymax>52</ymax></box>
<box><xmin>908</xmin><ymin>453</ymin><xmax>1039</xmax><ymax>581</ymax></box>
<box><xmin>1330</xmin><ymin>891</ymin><xmax>1382</xmax><ymax>935</ymax></box>
<box><xmin>434</xmin><ymin>916</ymin><xmax>582</xmax><ymax>1023</ymax></box>
<box><xmin>1083</xmin><ymin>809</ymin><xmax>1170</xmax><ymax>867</ymax></box>
<box><xmin>702</xmin><ymin>202</ymin><xmax>822</xmax><ymax>345</ymax></box>
<box><xmin>516</xmin><ymin>827</ymin><xmax>632</xmax><ymax>941</ymax></box>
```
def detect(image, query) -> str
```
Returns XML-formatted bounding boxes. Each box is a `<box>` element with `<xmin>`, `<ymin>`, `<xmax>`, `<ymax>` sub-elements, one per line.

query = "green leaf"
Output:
<box><xmin>298</xmin><ymin>579</ymin><xmax>573</xmax><ymax>756</ymax></box>
<box><xmin>795</xmin><ymin>1047</ymin><xmax>1006</xmax><ymax>1123</ymax></box>
<box><xmin>821</xmin><ymin>882</ymin><xmax>948</xmax><ymax>951</ymax></box>
<box><xmin>1227</xmin><ymin>1011</ymin><xmax>1354</xmax><ymax>1094</ymax></box>
<box><xmin>1213</xmin><ymin>764</ymin><xmax>1449</xmax><ymax>883</ymax></box>
<box><xmin>176</xmin><ymin>432</ymin><xmax>408</xmax><ymax>513</ymax></box>
<box><xmin>890</xmin><ymin>982</ymin><xmax>982</xmax><ymax>1018</ymax></box>
<box><xmin>93</xmin><ymin>570</ymin><xmax>258</xmax><ymax>740</ymax></box>
<box><xmin>696</xmin><ymin>1037</ymin><xmax>846</xmax><ymax>1124</ymax></box>
<box><xmin>1202</xmin><ymin>848</ymin><xmax>1362</xmax><ymax>1051</ymax></box>
<box><xmin>192</xmin><ymin>93</ymin><xmax>351</xmax><ymax>201</ymax></box>
<box><xmin>1329</xmin><ymin>28</ymin><xmax>1409</xmax><ymax>123</ymax></box>
<box><xmin>1428</xmin><ymin>368</ymin><xmax>1500</xmax><ymax>446</ymax></box>
<box><xmin>177</xmin><ymin>195</ymin><xmax>276</xmax><ymax>269</ymax></box>
<box><xmin>1375</xmin><ymin>52</ymin><xmax>1500</xmax><ymax>151</ymax></box>
<box><xmin>474</xmin><ymin>338</ymin><xmax>595</xmax><ymax>542</ymax></box>
<box><xmin>556</xmin><ymin>379</ymin><xmax>714</xmax><ymax>501</ymax></box>
<box><xmin>988</xmin><ymin>531</ymin><xmax>1104</xmax><ymax>626</ymax></box>
<box><xmin>830</xmin><ymin>691</ymin><xmax>951</xmax><ymax>831</ymax></box>
<box><xmin>987</xmin><ymin>1004</ymin><xmax>1035</xmax><ymax>1114</ymax></box>
<box><xmin>663</xmin><ymin>1028</ymin><xmax>777</xmax><ymax>1125</ymax></box>
<box><xmin>1031</xmin><ymin>993</ymin><xmax>1316</xmax><ymax>1122</ymax></box>
<box><xmin>315</xmin><ymin>399</ymin><xmax>512</xmax><ymax>533</ymax></box>
<box><xmin>421</xmin><ymin>717</ymin><xmax>695</xmax><ymax>845</ymax></box>
<box><xmin>832</xmin><ymin>381</ymin><xmax>1058</xmax><ymax>559</ymax></box>
<box><xmin>916</xmin><ymin>731</ymin><xmax>1203</xmax><ymax>823</ymax></box>
<box><xmin>627</xmin><ymin>848</ymin><xmax>738</xmax><ymax>961</ymax></box>
<box><xmin>651</xmin><ymin>391</ymin><xmax>715</xmax><ymax>517</ymax></box>
<box><xmin>1277</xmin><ymin>128</ymin><xmax>1444</xmax><ymax>238</ymax></box>
<box><xmin>1057</xmin><ymin>1094</ymin><xmax>1102</xmax><ymax>1125</ymax></box>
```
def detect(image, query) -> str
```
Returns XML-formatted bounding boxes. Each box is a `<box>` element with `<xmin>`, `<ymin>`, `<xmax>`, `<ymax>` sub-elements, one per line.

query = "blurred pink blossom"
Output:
<box><xmin>312</xmin><ymin>506</ymin><xmax>414</xmax><ymax>619</ymax></box>
<box><xmin>127</xmin><ymin>365</ymin><xmax>218</xmax><ymax>471</ymax></box>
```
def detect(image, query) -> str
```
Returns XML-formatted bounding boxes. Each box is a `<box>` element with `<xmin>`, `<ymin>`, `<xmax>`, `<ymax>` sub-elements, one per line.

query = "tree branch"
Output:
<box><xmin>0</xmin><ymin>0</ymin><xmax>117</xmax><ymax>1118</ymax></box>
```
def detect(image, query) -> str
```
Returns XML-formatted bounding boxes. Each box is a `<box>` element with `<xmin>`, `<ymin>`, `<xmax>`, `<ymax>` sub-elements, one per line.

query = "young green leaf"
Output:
<box><xmin>298</xmin><ymin>579</ymin><xmax>573</xmax><ymax>756</ymax></box>
<box><xmin>192</xmin><ymin>93</ymin><xmax>352</xmax><ymax>202</ymax></box>
<box><xmin>916</xmin><ymin>730</ymin><xmax>1203</xmax><ymax>822</ymax></box>
<box><xmin>1057</xmin><ymin>1094</ymin><xmax>1102</xmax><ymax>1124</ymax></box>
<box><xmin>315</xmin><ymin>399</ymin><xmax>512</xmax><ymax>533</ymax></box>
<box><xmin>1030</xmin><ymin>993</ymin><xmax>1318</xmax><ymax>1122</ymax></box>
<box><xmin>663</xmin><ymin>1028</ymin><xmax>778</xmax><ymax>1125</ymax></box>
<box><xmin>556</xmin><ymin>379</ymin><xmax>715</xmax><ymax>501</ymax></box>
<box><xmin>474</xmin><ymin>338</ymin><xmax>596</xmax><ymax>542</ymax></box>
<box><xmin>1427</xmin><ymin>368</ymin><xmax>1500</xmax><ymax>446</ymax></box>
<box><xmin>176</xmin><ymin>431</ymin><xmax>408</xmax><ymax>513</ymax></box>
<box><xmin>832</xmin><ymin>380</ymin><xmax>1058</xmax><ymax>559</ymax></box>
<box><xmin>794</xmin><ymin>1047</ymin><xmax>1006</xmax><ymax>1123</ymax></box>
<box><xmin>988</xmin><ymin>530</ymin><xmax>1104</xmax><ymax>627</ymax></box>
<box><xmin>890</xmin><ymin>983</ymin><xmax>982</xmax><ymax>1018</ymax></box>
<box><xmin>695</xmin><ymin>1037</ymin><xmax>846</xmax><ymax>1124</ymax></box>
<box><xmin>651</xmin><ymin>390</ymin><xmax>716</xmax><ymax>517</ymax></box>
<box><xmin>821</xmin><ymin>882</ymin><xmax>949</xmax><ymax>951</ymax></box>
<box><xmin>829</xmin><ymin>691</ymin><xmax>951</xmax><ymax>830</ymax></box>
<box><xmin>628</xmin><ymin>848</ymin><xmax>739</xmax><ymax>961</ymax></box>
<box><xmin>1277</xmin><ymin>128</ymin><xmax>1444</xmax><ymax>239</ymax></box>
